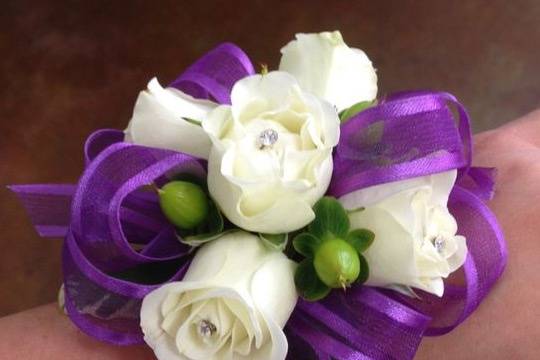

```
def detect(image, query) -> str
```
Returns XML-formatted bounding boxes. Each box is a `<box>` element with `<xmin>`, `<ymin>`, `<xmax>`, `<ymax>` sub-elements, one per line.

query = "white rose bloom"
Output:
<box><xmin>279</xmin><ymin>31</ymin><xmax>377</xmax><ymax>111</ymax></box>
<box><xmin>340</xmin><ymin>170</ymin><xmax>467</xmax><ymax>297</ymax></box>
<box><xmin>202</xmin><ymin>71</ymin><xmax>340</xmax><ymax>234</ymax></box>
<box><xmin>125</xmin><ymin>78</ymin><xmax>217</xmax><ymax>159</ymax></box>
<box><xmin>141</xmin><ymin>231</ymin><xmax>298</xmax><ymax>360</ymax></box>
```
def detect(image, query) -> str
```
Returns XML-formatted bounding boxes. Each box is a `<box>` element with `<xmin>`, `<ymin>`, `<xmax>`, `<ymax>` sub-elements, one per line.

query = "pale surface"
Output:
<box><xmin>416</xmin><ymin>110</ymin><xmax>540</xmax><ymax>358</ymax></box>
<box><xmin>0</xmin><ymin>304</ymin><xmax>153</xmax><ymax>360</ymax></box>
<box><xmin>2</xmin><ymin>112</ymin><xmax>540</xmax><ymax>358</ymax></box>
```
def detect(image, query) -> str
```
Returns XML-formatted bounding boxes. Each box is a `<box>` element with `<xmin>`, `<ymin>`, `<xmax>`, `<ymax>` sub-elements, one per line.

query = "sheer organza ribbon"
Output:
<box><xmin>10</xmin><ymin>43</ymin><xmax>506</xmax><ymax>359</ymax></box>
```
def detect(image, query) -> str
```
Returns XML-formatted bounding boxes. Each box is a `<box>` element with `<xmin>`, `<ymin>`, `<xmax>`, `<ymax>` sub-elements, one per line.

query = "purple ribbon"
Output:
<box><xmin>169</xmin><ymin>42</ymin><xmax>255</xmax><ymax>103</ymax></box>
<box><xmin>329</xmin><ymin>91</ymin><xmax>472</xmax><ymax>197</ymax></box>
<box><xmin>10</xmin><ymin>43</ymin><xmax>506</xmax><ymax>359</ymax></box>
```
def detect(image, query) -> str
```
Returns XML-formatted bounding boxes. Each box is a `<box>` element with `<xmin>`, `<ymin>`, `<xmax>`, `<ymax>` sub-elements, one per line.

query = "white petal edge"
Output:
<box><xmin>127</xmin><ymin>78</ymin><xmax>216</xmax><ymax>159</ymax></box>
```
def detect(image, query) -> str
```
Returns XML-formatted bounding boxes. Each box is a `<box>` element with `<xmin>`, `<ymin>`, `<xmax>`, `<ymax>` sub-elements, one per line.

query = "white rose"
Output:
<box><xmin>202</xmin><ymin>71</ymin><xmax>340</xmax><ymax>234</ymax></box>
<box><xmin>140</xmin><ymin>231</ymin><xmax>297</xmax><ymax>360</ymax></box>
<box><xmin>279</xmin><ymin>31</ymin><xmax>377</xmax><ymax>111</ymax></box>
<box><xmin>125</xmin><ymin>78</ymin><xmax>217</xmax><ymax>159</ymax></box>
<box><xmin>340</xmin><ymin>170</ymin><xmax>467</xmax><ymax>297</ymax></box>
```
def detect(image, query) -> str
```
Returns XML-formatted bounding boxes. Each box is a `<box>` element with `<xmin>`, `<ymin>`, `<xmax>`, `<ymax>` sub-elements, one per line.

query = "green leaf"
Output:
<box><xmin>295</xmin><ymin>259</ymin><xmax>331</xmax><ymax>301</ymax></box>
<box><xmin>355</xmin><ymin>254</ymin><xmax>370</xmax><ymax>285</ymax></box>
<box><xmin>360</xmin><ymin>121</ymin><xmax>385</xmax><ymax>146</ymax></box>
<box><xmin>259</xmin><ymin>233</ymin><xmax>288</xmax><ymax>251</ymax></box>
<box><xmin>308</xmin><ymin>197</ymin><xmax>350</xmax><ymax>240</ymax></box>
<box><xmin>339</xmin><ymin>100</ymin><xmax>376</xmax><ymax>123</ymax></box>
<box><xmin>178</xmin><ymin>199</ymin><xmax>224</xmax><ymax>247</ymax></box>
<box><xmin>292</xmin><ymin>232</ymin><xmax>322</xmax><ymax>257</ymax></box>
<box><xmin>346</xmin><ymin>229</ymin><xmax>375</xmax><ymax>253</ymax></box>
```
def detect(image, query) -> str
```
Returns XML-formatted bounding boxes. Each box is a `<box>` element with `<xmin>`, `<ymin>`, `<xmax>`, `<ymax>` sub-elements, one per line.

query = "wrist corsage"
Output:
<box><xmin>11</xmin><ymin>31</ymin><xmax>506</xmax><ymax>360</ymax></box>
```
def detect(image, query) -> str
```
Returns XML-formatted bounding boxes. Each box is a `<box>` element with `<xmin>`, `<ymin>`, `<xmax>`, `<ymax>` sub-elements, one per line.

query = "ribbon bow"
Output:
<box><xmin>10</xmin><ymin>43</ymin><xmax>506</xmax><ymax>359</ymax></box>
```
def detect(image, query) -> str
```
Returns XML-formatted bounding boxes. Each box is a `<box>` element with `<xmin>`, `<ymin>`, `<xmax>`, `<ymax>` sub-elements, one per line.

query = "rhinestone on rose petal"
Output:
<box><xmin>198</xmin><ymin>319</ymin><xmax>217</xmax><ymax>338</ymax></box>
<box><xmin>258</xmin><ymin>128</ymin><xmax>279</xmax><ymax>149</ymax></box>
<box><xmin>432</xmin><ymin>236</ymin><xmax>446</xmax><ymax>253</ymax></box>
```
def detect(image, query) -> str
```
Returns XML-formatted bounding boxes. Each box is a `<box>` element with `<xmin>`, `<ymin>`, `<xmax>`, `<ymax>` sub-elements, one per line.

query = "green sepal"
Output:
<box><xmin>292</xmin><ymin>232</ymin><xmax>322</xmax><ymax>258</ymax></box>
<box><xmin>258</xmin><ymin>232</ymin><xmax>288</xmax><ymax>251</ymax></box>
<box><xmin>308</xmin><ymin>197</ymin><xmax>350</xmax><ymax>240</ymax></box>
<box><xmin>355</xmin><ymin>254</ymin><xmax>370</xmax><ymax>285</ymax></box>
<box><xmin>346</xmin><ymin>206</ymin><xmax>365</xmax><ymax>216</ymax></box>
<box><xmin>180</xmin><ymin>230</ymin><xmax>231</xmax><ymax>247</ymax></box>
<box><xmin>339</xmin><ymin>100</ymin><xmax>377</xmax><ymax>123</ymax></box>
<box><xmin>346</xmin><ymin>229</ymin><xmax>375</xmax><ymax>253</ymax></box>
<box><xmin>178</xmin><ymin>199</ymin><xmax>224</xmax><ymax>247</ymax></box>
<box><xmin>295</xmin><ymin>259</ymin><xmax>331</xmax><ymax>301</ymax></box>
<box><xmin>182</xmin><ymin>117</ymin><xmax>202</xmax><ymax>127</ymax></box>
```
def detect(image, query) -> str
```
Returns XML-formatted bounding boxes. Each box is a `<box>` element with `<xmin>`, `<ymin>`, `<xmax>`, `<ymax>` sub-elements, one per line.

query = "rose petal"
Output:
<box><xmin>447</xmin><ymin>235</ymin><xmax>468</xmax><ymax>272</ymax></box>
<box><xmin>279</xmin><ymin>31</ymin><xmax>377</xmax><ymax>111</ymax></box>
<box><xmin>350</xmin><ymin>206</ymin><xmax>418</xmax><ymax>288</ymax></box>
<box><xmin>250</xmin><ymin>255</ymin><xmax>298</xmax><ymax>328</ymax></box>
<box><xmin>127</xmin><ymin>78</ymin><xmax>215</xmax><ymax>159</ymax></box>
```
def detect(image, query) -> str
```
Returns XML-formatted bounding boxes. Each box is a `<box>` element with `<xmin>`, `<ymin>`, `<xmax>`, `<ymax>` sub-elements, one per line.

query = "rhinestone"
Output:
<box><xmin>258</xmin><ymin>129</ymin><xmax>279</xmax><ymax>149</ymax></box>
<box><xmin>198</xmin><ymin>319</ymin><xmax>217</xmax><ymax>338</ymax></box>
<box><xmin>432</xmin><ymin>236</ymin><xmax>446</xmax><ymax>253</ymax></box>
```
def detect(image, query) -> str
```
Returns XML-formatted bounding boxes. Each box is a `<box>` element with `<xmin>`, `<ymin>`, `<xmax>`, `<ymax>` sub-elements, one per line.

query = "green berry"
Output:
<box><xmin>313</xmin><ymin>238</ymin><xmax>360</xmax><ymax>289</ymax></box>
<box><xmin>158</xmin><ymin>181</ymin><xmax>209</xmax><ymax>230</ymax></box>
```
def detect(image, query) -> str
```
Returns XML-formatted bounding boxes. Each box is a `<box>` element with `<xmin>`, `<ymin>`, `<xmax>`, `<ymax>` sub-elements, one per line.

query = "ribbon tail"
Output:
<box><xmin>456</xmin><ymin>166</ymin><xmax>497</xmax><ymax>201</ymax></box>
<box><xmin>8</xmin><ymin>184</ymin><xmax>76</xmax><ymax>238</ymax></box>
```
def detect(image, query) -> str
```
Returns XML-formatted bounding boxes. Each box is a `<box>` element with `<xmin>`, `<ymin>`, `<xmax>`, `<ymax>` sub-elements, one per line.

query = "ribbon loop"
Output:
<box><xmin>9</xmin><ymin>43</ymin><xmax>506</xmax><ymax>357</ymax></box>
<box><xmin>395</xmin><ymin>185</ymin><xmax>507</xmax><ymax>336</ymax></box>
<box><xmin>169</xmin><ymin>42</ymin><xmax>255</xmax><ymax>104</ymax></box>
<box><xmin>330</xmin><ymin>91</ymin><xmax>472</xmax><ymax>197</ymax></box>
<box><xmin>287</xmin><ymin>287</ymin><xmax>431</xmax><ymax>360</ymax></box>
<box><xmin>62</xmin><ymin>141</ymin><xmax>205</xmax><ymax>345</ymax></box>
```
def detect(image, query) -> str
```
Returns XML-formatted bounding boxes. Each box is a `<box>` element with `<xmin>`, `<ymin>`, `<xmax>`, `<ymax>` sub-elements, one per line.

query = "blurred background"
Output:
<box><xmin>1</xmin><ymin>0</ymin><xmax>540</xmax><ymax>316</ymax></box>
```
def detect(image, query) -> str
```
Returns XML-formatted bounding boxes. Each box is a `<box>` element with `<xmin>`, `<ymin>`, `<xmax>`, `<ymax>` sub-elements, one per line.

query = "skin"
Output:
<box><xmin>2</xmin><ymin>111</ymin><xmax>540</xmax><ymax>359</ymax></box>
<box><xmin>416</xmin><ymin>109</ymin><xmax>540</xmax><ymax>359</ymax></box>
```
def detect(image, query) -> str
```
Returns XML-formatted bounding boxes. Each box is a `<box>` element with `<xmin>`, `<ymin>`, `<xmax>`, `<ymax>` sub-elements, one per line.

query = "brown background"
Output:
<box><xmin>1</xmin><ymin>0</ymin><xmax>540</xmax><ymax>316</ymax></box>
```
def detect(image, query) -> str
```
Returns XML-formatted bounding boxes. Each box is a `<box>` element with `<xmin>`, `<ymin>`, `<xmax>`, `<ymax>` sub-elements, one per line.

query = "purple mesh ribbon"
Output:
<box><xmin>329</xmin><ymin>91</ymin><xmax>472</xmax><ymax>197</ymax></box>
<box><xmin>9</xmin><ymin>43</ymin><xmax>507</xmax><ymax>359</ymax></box>
<box><xmin>169</xmin><ymin>42</ymin><xmax>255</xmax><ymax>104</ymax></box>
<box><xmin>13</xmin><ymin>131</ymin><xmax>205</xmax><ymax>345</ymax></box>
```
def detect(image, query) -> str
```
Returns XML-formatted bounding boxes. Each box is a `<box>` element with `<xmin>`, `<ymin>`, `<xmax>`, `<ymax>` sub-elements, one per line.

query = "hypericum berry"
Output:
<box><xmin>313</xmin><ymin>238</ymin><xmax>360</xmax><ymax>289</ymax></box>
<box><xmin>158</xmin><ymin>181</ymin><xmax>209</xmax><ymax>230</ymax></box>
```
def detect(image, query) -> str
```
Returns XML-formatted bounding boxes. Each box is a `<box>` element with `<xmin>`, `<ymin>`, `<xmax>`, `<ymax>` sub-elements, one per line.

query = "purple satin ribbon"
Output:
<box><xmin>329</xmin><ymin>90</ymin><xmax>472</xmax><ymax>197</ymax></box>
<box><xmin>10</xmin><ymin>43</ymin><xmax>507</xmax><ymax>359</ymax></box>
<box><xmin>169</xmin><ymin>42</ymin><xmax>255</xmax><ymax>104</ymax></box>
